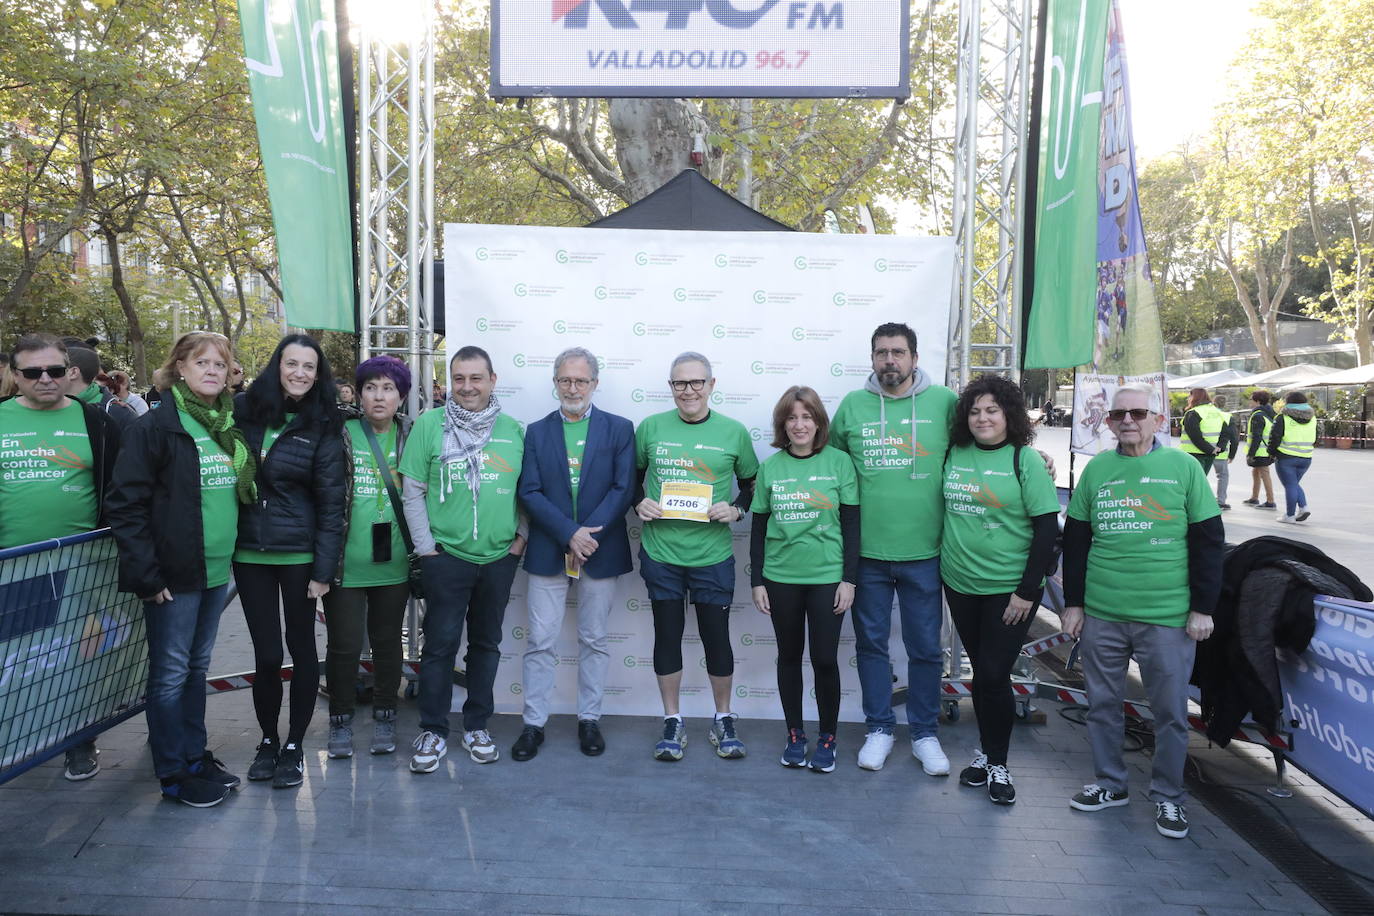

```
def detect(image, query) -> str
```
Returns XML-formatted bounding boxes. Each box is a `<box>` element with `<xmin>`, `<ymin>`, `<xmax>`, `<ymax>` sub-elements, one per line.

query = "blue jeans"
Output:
<box><xmin>1275</xmin><ymin>456</ymin><xmax>1311</xmax><ymax>516</ymax></box>
<box><xmin>852</xmin><ymin>557</ymin><xmax>942</xmax><ymax>737</ymax></box>
<box><xmin>417</xmin><ymin>550</ymin><xmax>519</xmax><ymax>738</ymax></box>
<box><xmin>143</xmin><ymin>584</ymin><xmax>229</xmax><ymax>779</ymax></box>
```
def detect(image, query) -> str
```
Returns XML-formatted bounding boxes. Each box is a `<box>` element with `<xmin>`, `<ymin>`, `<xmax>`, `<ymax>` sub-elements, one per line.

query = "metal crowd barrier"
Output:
<box><xmin>0</xmin><ymin>530</ymin><xmax>148</xmax><ymax>785</ymax></box>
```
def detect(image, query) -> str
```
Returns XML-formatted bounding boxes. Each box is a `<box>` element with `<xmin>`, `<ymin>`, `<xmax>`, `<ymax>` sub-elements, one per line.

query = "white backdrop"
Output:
<box><xmin>443</xmin><ymin>222</ymin><xmax>955</xmax><ymax>722</ymax></box>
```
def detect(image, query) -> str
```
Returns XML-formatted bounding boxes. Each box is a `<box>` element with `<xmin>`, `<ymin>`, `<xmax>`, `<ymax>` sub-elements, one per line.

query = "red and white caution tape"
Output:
<box><xmin>1021</xmin><ymin>631</ymin><xmax>1075</xmax><ymax>658</ymax></box>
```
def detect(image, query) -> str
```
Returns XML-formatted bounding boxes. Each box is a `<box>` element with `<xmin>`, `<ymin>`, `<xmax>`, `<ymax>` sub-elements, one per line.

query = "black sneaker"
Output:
<box><xmin>1155</xmin><ymin>802</ymin><xmax>1189</xmax><ymax>838</ymax></box>
<box><xmin>1242</xmin><ymin>498</ymin><xmax>1259</xmax><ymax>506</ymax></box>
<box><xmin>247</xmin><ymin>739</ymin><xmax>278</xmax><ymax>781</ymax></box>
<box><xmin>1296</xmin><ymin>508</ymin><xmax>1312</xmax><ymax>522</ymax></box>
<box><xmin>63</xmin><ymin>741</ymin><xmax>100</xmax><ymax>781</ymax></box>
<box><xmin>1069</xmin><ymin>783</ymin><xmax>1129</xmax><ymax>811</ymax></box>
<box><xmin>272</xmin><ymin>743</ymin><xmax>304</xmax><ymax>789</ymax></box>
<box><xmin>959</xmin><ymin>751</ymin><xmax>989</xmax><ymax>787</ymax></box>
<box><xmin>189</xmin><ymin>751</ymin><xmax>241</xmax><ymax>790</ymax></box>
<box><xmin>987</xmin><ymin>764</ymin><xmax>1016</xmax><ymax>805</ymax></box>
<box><xmin>161</xmin><ymin>772</ymin><xmax>230</xmax><ymax>808</ymax></box>
<box><xmin>511</xmin><ymin>725</ymin><xmax>544</xmax><ymax>762</ymax></box>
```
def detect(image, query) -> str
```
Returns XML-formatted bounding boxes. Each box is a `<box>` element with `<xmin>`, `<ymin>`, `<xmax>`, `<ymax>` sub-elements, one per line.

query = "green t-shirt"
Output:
<box><xmin>1067</xmin><ymin>446</ymin><xmax>1221</xmax><ymax>627</ymax></box>
<box><xmin>635</xmin><ymin>409</ymin><xmax>760</xmax><ymax>568</ymax></box>
<box><xmin>563</xmin><ymin>415</ymin><xmax>589</xmax><ymax>511</ymax></box>
<box><xmin>398</xmin><ymin>409</ymin><xmax>524</xmax><ymax>564</ymax></box>
<box><xmin>0</xmin><ymin>398</ymin><xmax>98</xmax><ymax>549</ymax></box>
<box><xmin>830</xmin><ymin>385</ymin><xmax>957</xmax><ymax>562</ymax></box>
<box><xmin>940</xmin><ymin>443</ymin><xmax>1061</xmax><ymax>596</ymax></box>
<box><xmin>233</xmin><ymin>422</ymin><xmax>312</xmax><ymax>566</ymax></box>
<box><xmin>340</xmin><ymin>420</ymin><xmax>408</xmax><ymax>588</ymax></box>
<box><xmin>179</xmin><ymin>409</ymin><xmax>240</xmax><ymax>588</ymax></box>
<box><xmin>750</xmin><ymin>446</ymin><xmax>858</xmax><ymax>584</ymax></box>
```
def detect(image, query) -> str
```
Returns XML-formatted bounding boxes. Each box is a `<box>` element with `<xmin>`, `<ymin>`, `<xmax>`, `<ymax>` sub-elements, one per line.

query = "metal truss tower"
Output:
<box><xmin>949</xmin><ymin>0</ymin><xmax>1034</xmax><ymax>389</ymax></box>
<box><xmin>358</xmin><ymin>5</ymin><xmax>437</xmax><ymax>418</ymax></box>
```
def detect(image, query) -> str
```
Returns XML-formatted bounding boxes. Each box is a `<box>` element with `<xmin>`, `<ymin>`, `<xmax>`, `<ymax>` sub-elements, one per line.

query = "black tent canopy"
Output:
<box><xmin>431</xmin><ymin>169</ymin><xmax>792</xmax><ymax>335</ymax></box>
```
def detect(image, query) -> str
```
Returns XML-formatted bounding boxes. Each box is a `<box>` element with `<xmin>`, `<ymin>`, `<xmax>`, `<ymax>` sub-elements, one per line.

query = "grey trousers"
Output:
<box><xmin>522</xmin><ymin>572</ymin><xmax>619</xmax><ymax>727</ymax></box>
<box><xmin>1080</xmin><ymin>615</ymin><xmax>1196</xmax><ymax>804</ymax></box>
<box><xmin>1213</xmin><ymin>458</ymin><xmax>1230</xmax><ymax>503</ymax></box>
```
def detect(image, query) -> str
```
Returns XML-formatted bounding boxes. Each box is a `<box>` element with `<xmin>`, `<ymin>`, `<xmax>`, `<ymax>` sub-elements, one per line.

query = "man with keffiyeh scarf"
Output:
<box><xmin>400</xmin><ymin>346</ymin><xmax>526</xmax><ymax>773</ymax></box>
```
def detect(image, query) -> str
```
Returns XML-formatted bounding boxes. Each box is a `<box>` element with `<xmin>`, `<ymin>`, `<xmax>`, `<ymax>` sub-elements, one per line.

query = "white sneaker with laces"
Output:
<box><xmin>1277</xmin><ymin>515</ymin><xmax>1298</xmax><ymax>524</ymax></box>
<box><xmin>408</xmin><ymin>731</ymin><xmax>447</xmax><ymax>774</ymax></box>
<box><xmin>463</xmin><ymin>729</ymin><xmax>500</xmax><ymax>764</ymax></box>
<box><xmin>911</xmin><ymin>736</ymin><xmax>950</xmax><ymax>776</ymax></box>
<box><xmin>856</xmin><ymin>730</ymin><xmax>895</xmax><ymax>771</ymax></box>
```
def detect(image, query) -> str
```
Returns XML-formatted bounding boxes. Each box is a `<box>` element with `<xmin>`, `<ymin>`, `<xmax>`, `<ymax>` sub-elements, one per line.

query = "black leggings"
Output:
<box><xmin>651</xmin><ymin>599</ymin><xmax>733</xmax><ymax>677</ymax></box>
<box><xmin>943</xmin><ymin>585</ymin><xmax>1037</xmax><ymax>765</ymax></box>
<box><xmin>764</xmin><ymin>579</ymin><xmax>845</xmax><ymax>734</ymax></box>
<box><xmin>234</xmin><ymin>562</ymin><xmax>319</xmax><ymax>745</ymax></box>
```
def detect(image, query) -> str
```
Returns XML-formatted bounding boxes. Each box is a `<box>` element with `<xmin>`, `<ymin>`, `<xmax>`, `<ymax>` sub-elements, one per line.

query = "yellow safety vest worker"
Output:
<box><xmin>1181</xmin><ymin>403</ymin><xmax>1226</xmax><ymax>454</ymax></box>
<box><xmin>1251</xmin><ymin>410</ymin><xmax>1274</xmax><ymax>459</ymax></box>
<box><xmin>1276</xmin><ymin>415</ymin><xmax>1316</xmax><ymax>457</ymax></box>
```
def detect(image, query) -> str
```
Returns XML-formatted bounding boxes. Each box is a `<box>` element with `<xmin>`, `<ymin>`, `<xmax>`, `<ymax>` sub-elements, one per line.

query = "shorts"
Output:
<box><xmin>637</xmin><ymin>545</ymin><xmax>734</xmax><ymax>606</ymax></box>
<box><xmin>1247</xmin><ymin>457</ymin><xmax>1274</xmax><ymax>468</ymax></box>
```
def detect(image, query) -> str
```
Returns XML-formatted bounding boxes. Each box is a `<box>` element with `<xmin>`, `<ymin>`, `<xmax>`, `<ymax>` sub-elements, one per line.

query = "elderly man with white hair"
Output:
<box><xmin>1059</xmin><ymin>383</ymin><xmax>1224</xmax><ymax>840</ymax></box>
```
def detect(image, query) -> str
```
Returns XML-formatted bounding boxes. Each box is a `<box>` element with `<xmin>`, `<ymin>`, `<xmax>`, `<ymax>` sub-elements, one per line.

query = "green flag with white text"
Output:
<box><xmin>1023</xmin><ymin>0</ymin><xmax>1109</xmax><ymax>368</ymax></box>
<box><xmin>238</xmin><ymin>0</ymin><xmax>354</xmax><ymax>331</ymax></box>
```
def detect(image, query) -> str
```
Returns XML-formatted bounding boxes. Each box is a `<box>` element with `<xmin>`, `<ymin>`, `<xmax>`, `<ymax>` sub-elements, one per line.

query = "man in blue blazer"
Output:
<box><xmin>513</xmin><ymin>346</ymin><xmax>635</xmax><ymax>759</ymax></box>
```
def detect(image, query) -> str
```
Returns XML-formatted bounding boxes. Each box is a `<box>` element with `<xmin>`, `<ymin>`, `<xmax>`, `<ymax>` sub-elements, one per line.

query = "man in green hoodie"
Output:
<box><xmin>63</xmin><ymin>341</ymin><xmax>135</xmax><ymax>432</ymax></box>
<box><xmin>830</xmin><ymin>322</ymin><xmax>957</xmax><ymax>775</ymax></box>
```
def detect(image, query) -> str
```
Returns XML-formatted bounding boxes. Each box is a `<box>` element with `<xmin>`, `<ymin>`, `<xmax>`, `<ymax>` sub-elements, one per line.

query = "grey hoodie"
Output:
<box><xmin>863</xmin><ymin>365</ymin><xmax>933</xmax><ymax>480</ymax></box>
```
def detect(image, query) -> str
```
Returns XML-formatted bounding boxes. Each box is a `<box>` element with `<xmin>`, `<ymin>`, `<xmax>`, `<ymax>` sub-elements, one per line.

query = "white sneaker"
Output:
<box><xmin>912</xmin><ymin>736</ymin><xmax>950</xmax><ymax>776</ymax></box>
<box><xmin>1277</xmin><ymin>515</ymin><xmax>1298</xmax><ymax>524</ymax></box>
<box><xmin>856</xmin><ymin>730</ymin><xmax>895</xmax><ymax>771</ymax></box>
<box><xmin>462</xmin><ymin>729</ymin><xmax>500</xmax><ymax>764</ymax></box>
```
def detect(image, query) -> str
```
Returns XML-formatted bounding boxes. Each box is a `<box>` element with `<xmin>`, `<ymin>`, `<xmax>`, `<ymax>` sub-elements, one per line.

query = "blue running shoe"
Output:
<box><xmin>780</xmin><ymin>728</ymin><xmax>807</xmax><ymax>768</ymax></box>
<box><xmin>709</xmin><ymin>714</ymin><xmax>747</xmax><ymax>759</ymax></box>
<box><xmin>654</xmin><ymin>718</ymin><xmax>686</xmax><ymax>762</ymax></box>
<box><xmin>810</xmin><ymin>733</ymin><xmax>837</xmax><ymax>773</ymax></box>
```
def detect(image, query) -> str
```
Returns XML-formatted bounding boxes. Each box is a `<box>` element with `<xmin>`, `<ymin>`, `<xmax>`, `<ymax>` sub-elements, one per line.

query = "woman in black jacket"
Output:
<box><xmin>108</xmin><ymin>331</ymin><xmax>258</xmax><ymax>807</ymax></box>
<box><xmin>233</xmin><ymin>334</ymin><xmax>345</xmax><ymax>788</ymax></box>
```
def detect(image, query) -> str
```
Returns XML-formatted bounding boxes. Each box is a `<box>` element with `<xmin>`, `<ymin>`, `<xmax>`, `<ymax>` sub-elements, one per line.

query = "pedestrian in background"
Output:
<box><xmin>1269</xmin><ymin>390</ymin><xmax>1316</xmax><ymax>524</ymax></box>
<box><xmin>1244</xmin><ymin>389</ymin><xmax>1277</xmax><ymax>509</ymax></box>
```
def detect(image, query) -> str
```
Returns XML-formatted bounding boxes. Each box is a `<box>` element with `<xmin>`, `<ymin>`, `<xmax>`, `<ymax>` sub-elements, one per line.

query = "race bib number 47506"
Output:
<box><xmin>659</xmin><ymin>480</ymin><xmax>713</xmax><ymax>522</ymax></box>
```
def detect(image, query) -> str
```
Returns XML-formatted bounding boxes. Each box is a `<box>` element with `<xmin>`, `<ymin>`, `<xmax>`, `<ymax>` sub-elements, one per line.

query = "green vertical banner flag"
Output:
<box><xmin>238</xmin><ymin>0</ymin><xmax>355</xmax><ymax>331</ymax></box>
<box><xmin>1023</xmin><ymin>0</ymin><xmax>1109</xmax><ymax>369</ymax></box>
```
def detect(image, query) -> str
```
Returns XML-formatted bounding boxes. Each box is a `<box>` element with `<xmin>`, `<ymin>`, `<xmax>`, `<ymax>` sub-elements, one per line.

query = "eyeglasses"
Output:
<box><xmin>669</xmin><ymin>379</ymin><xmax>707</xmax><ymax>392</ymax></box>
<box><xmin>1107</xmin><ymin>408</ymin><xmax>1154</xmax><ymax>422</ymax></box>
<box><xmin>873</xmin><ymin>348</ymin><xmax>909</xmax><ymax>360</ymax></box>
<box><xmin>17</xmin><ymin>365</ymin><xmax>68</xmax><ymax>380</ymax></box>
<box><xmin>555</xmin><ymin>377</ymin><xmax>594</xmax><ymax>389</ymax></box>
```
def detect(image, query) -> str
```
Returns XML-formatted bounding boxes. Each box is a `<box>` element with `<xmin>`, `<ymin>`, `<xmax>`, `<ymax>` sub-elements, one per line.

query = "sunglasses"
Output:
<box><xmin>1107</xmin><ymin>408</ymin><xmax>1154</xmax><ymax>421</ymax></box>
<box><xmin>17</xmin><ymin>365</ymin><xmax>68</xmax><ymax>380</ymax></box>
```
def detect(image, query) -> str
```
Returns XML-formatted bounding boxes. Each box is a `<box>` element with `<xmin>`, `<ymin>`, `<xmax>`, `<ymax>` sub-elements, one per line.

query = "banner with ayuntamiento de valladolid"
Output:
<box><xmin>443</xmin><ymin>222</ymin><xmax>955</xmax><ymax>722</ymax></box>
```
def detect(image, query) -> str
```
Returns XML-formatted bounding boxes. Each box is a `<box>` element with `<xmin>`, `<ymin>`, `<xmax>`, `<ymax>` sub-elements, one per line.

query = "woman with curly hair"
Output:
<box><xmin>941</xmin><ymin>374</ymin><xmax>1060</xmax><ymax>804</ymax></box>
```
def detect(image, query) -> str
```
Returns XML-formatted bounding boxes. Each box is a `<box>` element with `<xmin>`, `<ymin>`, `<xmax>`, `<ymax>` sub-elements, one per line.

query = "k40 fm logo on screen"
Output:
<box><xmin>553</xmin><ymin>1</ymin><xmax>847</xmax><ymax>30</ymax></box>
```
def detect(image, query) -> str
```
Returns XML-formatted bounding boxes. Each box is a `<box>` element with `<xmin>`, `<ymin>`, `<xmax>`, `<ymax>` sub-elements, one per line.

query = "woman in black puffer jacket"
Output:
<box><xmin>233</xmin><ymin>334</ymin><xmax>345</xmax><ymax>789</ymax></box>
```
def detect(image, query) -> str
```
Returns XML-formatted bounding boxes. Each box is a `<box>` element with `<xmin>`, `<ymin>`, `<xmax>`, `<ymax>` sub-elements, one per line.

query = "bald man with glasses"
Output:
<box><xmin>1060</xmin><ymin>383</ymin><xmax>1223</xmax><ymax>840</ymax></box>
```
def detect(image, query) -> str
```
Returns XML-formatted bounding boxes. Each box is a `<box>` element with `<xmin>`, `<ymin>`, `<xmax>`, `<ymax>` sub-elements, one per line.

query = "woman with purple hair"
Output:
<box><xmin>322</xmin><ymin>356</ymin><xmax>415</xmax><ymax>758</ymax></box>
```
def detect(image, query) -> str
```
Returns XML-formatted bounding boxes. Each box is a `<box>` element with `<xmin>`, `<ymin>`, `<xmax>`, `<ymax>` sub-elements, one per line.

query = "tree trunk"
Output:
<box><xmin>101</xmin><ymin>226</ymin><xmax>149</xmax><ymax>384</ymax></box>
<box><xmin>608</xmin><ymin>99</ymin><xmax>705</xmax><ymax>201</ymax></box>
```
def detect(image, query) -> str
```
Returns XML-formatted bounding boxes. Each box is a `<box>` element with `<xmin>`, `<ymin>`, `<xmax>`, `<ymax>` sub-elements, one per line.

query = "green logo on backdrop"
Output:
<box><xmin>514</xmin><ymin>283</ymin><xmax>528</xmax><ymax>297</ymax></box>
<box><xmin>631</xmin><ymin>388</ymin><xmax>646</xmax><ymax>403</ymax></box>
<box><xmin>476</xmin><ymin>317</ymin><xmax>489</xmax><ymax>332</ymax></box>
<box><xmin>714</xmin><ymin>254</ymin><xmax>728</xmax><ymax>268</ymax></box>
<box><xmin>635</xmin><ymin>252</ymin><xmax>649</xmax><ymax>265</ymax></box>
<box><xmin>553</xmin><ymin>320</ymin><xmax>567</xmax><ymax>334</ymax></box>
<box><xmin>710</xmin><ymin>392</ymin><xmax>723</xmax><ymax>406</ymax></box>
<box><xmin>794</xmin><ymin>256</ymin><xmax>808</xmax><ymax>270</ymax></box>
<box><xmin>832</xmin><ymin>292</ymin><xmax>848</xmax><ymax>307</ymax></box>
<box><xmin>711</xmin><ymin>323</ymin><xmax>725</xmax><ymax>337</ymax></box>
<box><xmin>735</xmin><ymin>685</ymin><xmax>748</xmax><ymax>699</ymax></box>
<box><xmin>556</xmin><ymin>249</ymin><xmax>569</xmax><ymax>264</ymax></box>
<box><xmin>511</xmin><ymin>626</ymin><xmax>526</xmax><ymax>640</ymax></box>
<box><xmin>513</xmin><ymin>354</ymin><xmax>527</xmax><ymax>368</ymax></box>
<box><xmin>791</xmin><ymin>327</ymin><xmax>805</xmax><ymax>341</ymax></box>
<box><xmin>594</xmin><ymin>286</ymin><xmax>609</xmax><ymax>300</ymax></box>
<box><xmin>830</xmin><ymin>362</ymin><xmax>844</xmax><ymax>377</ymax></box>
<box><xmin>476</xmin><ymin>247</ymin><xmax>489</xmax><ymax>261</ymax></box>
<box><xmin>675</xmin><ymin>288</ymin><xmax>688</xmax><ymax>302</ymax></box>
<box><xmin>597</xmin><ymin>356</ymin><xmax>607</xmax><ymax>371</ymax></box>
<box><xmin>750</xmin><ymin>361</ymin><xmax>764</xmax><ymax>375</ymax></box>
<box><xmin>740</xmin><ymin>633</ymin><xmax>754</xmax><ymax>647</ymax></box>
<box><xmin>626</xmin><ymin>598</ymin><xmax>643</xmax><ymax>612</ymax></box>
<box><xmin>623</xmin><ymin>656</ymin><xmax>637</xmax><ymax>668</ymax></box>
<box><xmin>752</xmin><ymin>290</ymin><xmax>767</xmax><ymax>304</ymax></box>
<box><xmin>873</xmin><ymin>258</ymin><xmax>887</xmax><ymax>272</ymax></box>
<box><xmin>632</xmin><ymin>322</ymin><xmax>647</xmax><ymax>336</ymax></box>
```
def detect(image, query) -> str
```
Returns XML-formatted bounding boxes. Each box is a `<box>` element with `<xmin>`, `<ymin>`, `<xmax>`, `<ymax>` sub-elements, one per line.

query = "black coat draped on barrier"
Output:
<box><xmin>1194</xmin><ymin>535</ymin><xmax>1372</xmax><ymax>745</ymax></box>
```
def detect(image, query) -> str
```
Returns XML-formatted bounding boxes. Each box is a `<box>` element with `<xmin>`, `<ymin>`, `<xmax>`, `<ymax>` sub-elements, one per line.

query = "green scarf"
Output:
<box><xmin>173</xmin><ymin>380</ymin><xmax>257</xmax><ymax>504</ymax></box>
<box><xmin>75</xmin><ymin>382</ymin><xmax>102</xmax><ymax>405</ymax></box>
